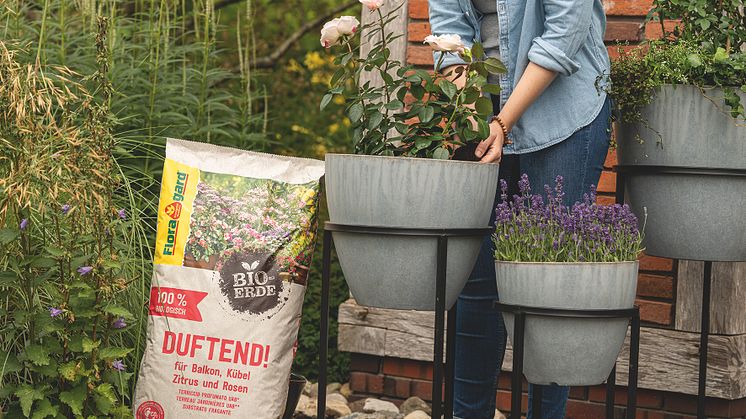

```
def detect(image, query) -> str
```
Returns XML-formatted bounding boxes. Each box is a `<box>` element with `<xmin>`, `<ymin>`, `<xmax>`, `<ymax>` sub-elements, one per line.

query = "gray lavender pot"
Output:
<box><xmin>617</xmin><ymin>85</ymin><xmax>746</xmax><ymax>261</ymax></box>
<box><xmin>325</xmin><ymin>154</ymin><xmax>499</xmax><ymax>310</ymax></box>
<box><xmin>496</xmin><ymin>261</ymin><xmax>639</xmax><ymax>386</ymax></box>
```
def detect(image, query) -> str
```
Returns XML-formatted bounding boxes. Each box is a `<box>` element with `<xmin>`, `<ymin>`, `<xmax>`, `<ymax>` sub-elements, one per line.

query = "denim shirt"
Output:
<box><xmin>428</xmin><ymin>0</ymin><xmax>611</xmax><ymax>154</ymax></box>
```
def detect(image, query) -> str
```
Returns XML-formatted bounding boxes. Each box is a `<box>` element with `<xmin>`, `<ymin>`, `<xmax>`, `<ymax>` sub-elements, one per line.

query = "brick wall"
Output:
<box><xmin>349</xmin><ymin>354</ymin><xmax>746</xmax><ymax>418</ymax></box>
<box><xmin>341</xmin><ymin>1</ymin><xmax>746</xmax><ymax>417</ymax></box>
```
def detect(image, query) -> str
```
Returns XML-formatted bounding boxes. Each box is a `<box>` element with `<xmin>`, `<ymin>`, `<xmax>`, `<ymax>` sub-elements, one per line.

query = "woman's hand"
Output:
<box><xmin>476</xmin><ymin>120</ymin><xmax>506</xmax><ymax>163</ymax></box>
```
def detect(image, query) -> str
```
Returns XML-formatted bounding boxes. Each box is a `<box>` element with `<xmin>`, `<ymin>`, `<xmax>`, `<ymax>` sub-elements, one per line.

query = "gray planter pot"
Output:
<box><xmin>617</xmin><ymin>85</ymin><xmax>746</xmax><ymax>261</ymax></box>
<box><xmin>496</xmin><ymin>261</ymin><xmax>639</xmax><ymax>386</ymax></box>
<box><xmin>325</xmin><ymin>154</ymin><xmax>499</xmax><ymax>310</ymax></box>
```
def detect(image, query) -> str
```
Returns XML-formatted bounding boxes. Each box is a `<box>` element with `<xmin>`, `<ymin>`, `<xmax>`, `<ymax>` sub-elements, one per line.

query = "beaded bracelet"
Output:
<box><xmin>490</xmin><ymin>115</ymin><xmax>512</xmax><ymax>145</ymax></box>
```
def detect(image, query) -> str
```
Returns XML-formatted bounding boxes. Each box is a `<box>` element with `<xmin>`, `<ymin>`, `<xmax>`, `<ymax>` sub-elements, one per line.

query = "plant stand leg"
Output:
<box><xmin>317</xmin><ymin>230</ymin><xmax>332</xmax><ymax>419</ymax></box>
<box><xmin>697</xmin><ymin>261</ymin><xmax>713</xmax><ymax>419</ymax></box>
<box><xmin>511</xmin><ymin>311</ymin><xmax>526</xmax><ymax>419</ymax></box>
<box><xmin>433</xmin><ymin>236</ymin><xmax>449</xmax><ymax>419</ymax></box>
<box><xmin>605</xmin><ymin>364</ymin><xmax>616</xmax><ymax>419</ymax></box>
<box><xmin>627</xmin><ymin>307</ymin><xmax>640</xmax><ymax>419</ymax></box>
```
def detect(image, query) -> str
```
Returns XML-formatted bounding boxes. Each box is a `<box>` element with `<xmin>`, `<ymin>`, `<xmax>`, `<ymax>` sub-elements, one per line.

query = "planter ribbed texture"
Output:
<box><xmin>496</xmin><ymin>261</ymin><xmax>638</xmax><ymax>386</ymax></box>
<box><xmin>325</xmin><ymin>154</ymin><xmax>499</xmax><ymax>310</ymax></box>
<box><xmin>617</xmin><ymin>85</ymin><xmax>746</xmax><ymax>261</ymax></box>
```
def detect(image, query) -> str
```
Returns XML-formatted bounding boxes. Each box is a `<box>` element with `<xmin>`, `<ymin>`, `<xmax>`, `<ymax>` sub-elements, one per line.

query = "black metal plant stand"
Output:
<box><xmin>614</xmin><ymin>165</ymin><xmax>728</xmax><ymax>419</ymax></box>
<box><xmin>494</xmin><ymin>302</ymin><xmax>641</xmax><ymax>419</ymax></box>
<box><xmin>317</xmin><ymin>222</ymin><xmax>492</xmax><ymax>419</ymax></box>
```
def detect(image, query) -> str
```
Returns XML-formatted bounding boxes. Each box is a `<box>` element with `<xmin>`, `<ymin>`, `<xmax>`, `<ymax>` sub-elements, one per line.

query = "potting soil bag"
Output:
<box><xmin>134</xmin><ymin>138</ymin><xmax>324</xmax><ymax>418</ymax></box>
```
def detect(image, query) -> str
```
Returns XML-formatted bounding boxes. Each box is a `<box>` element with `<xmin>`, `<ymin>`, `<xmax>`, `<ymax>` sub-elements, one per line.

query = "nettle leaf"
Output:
<box><xmin>25</xmin><ymin>344</ymin><xmax>51</xmax><ymax>366</ymax></box>
<box><xmin>439</xmin><ymin>80</ymin><xmax>457</xmax><ymax>99</ymax></box>
<box><xmin>475</xmin><ymin>97</ymin><xmax>494</xmax><ymax>116</ymax></box>
<box><xmin>29</xmin><ymin>257</ymin><xmax>56</xmax><ymax>269</ymax></box>
<box><xmin>94</xmin><ymin>383</ymin><xmax>117</xmax><ymax>414</ymax></box>
<box><xmin>0</xmin><ymin>228</ymin><xmax>19</xmax><ymax>245</ymax></box>
<box><xmin>30</xmin><ymin>399</ymin><xmax>59</xmax><ymax>419</ymax></box>
<box><xmin>58</xmin><ymin>361</ymin><xmax>80</xmax><ymax>381</ymax></box>
<box><xmin>82</xmin><ymin>337</ymin><xmax>99</xmax><ymax>353</ymax></box>
<box><xmin>15</xmin><ymin>384</ymin><xmax>45</xmax><ymax>417</ymax></box>
<box><xmin>1</xmin><ymin>350</ymin><xmax>22</xmax><ymax>377</ymax></box>
<box><xmin>103</xmin><ymin>305</ymin><xmax>134</xmax><ymax>319</ymax></box>
<box><xmin>98</xmin><ymin>347</ymin><xmax>133</xmax><ymax>360</ymax></box>
<box><xmin>433</xmin><ymin>148</ymin><xmax>450</xmax><ymax>160</ymax></box>
<box><xmin>45</xmin><ymin>246</ymin><xmax>66</xmax><ymax>257</ymax></box>
<box><xmin>60</xmin><ymin>384</ymin><xmax>88</xmax><ymax>416</ymax></box>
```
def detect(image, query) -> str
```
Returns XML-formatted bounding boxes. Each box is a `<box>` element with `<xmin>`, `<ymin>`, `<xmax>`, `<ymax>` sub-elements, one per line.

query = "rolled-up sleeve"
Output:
<box><xmin>527</xmin><ymin>0</ymin><xmax>594</xmax><ymax>76</ymax></box>
<box><xmin>428</xmin><ymin>0</ymin><xmax>475</xmax><ymax>70</ymax></box>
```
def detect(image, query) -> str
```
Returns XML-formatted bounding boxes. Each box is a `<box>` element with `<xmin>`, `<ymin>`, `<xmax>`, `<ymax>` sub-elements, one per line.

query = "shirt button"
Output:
<box><xmin>465</xmin><ymin>11</ymin><xmax>470</xmax><ymax>16</ymax></box>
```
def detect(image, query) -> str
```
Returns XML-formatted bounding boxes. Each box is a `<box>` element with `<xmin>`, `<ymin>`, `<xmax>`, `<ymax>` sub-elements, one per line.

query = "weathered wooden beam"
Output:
<box><xmin>359</xmin><ymin>0</ymin><xmax>409</xmax><ymax>87</ymax></box>
<box><xmin>676</xmin><ymin>261</ymin><xmax>746</xmax><ymax>335</ymax></box>
<box><xmin>338</xmin><ymin>299</ymin><xmax>746</xmax><ymax>399</ymax></box>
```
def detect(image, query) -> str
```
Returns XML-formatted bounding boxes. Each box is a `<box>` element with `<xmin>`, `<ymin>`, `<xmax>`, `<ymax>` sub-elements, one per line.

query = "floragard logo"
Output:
<box><xmin>162</xmin><ymin>171</ymin><xmax>188</xmax><ymax>256</ymax></box>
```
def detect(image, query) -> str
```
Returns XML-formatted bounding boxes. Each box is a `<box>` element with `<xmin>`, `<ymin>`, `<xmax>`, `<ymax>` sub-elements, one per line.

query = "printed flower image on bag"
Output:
<box><xmin>134</xmin><ymin>138</ymin><xmax>324</xmax><ymax>419</ymax></box>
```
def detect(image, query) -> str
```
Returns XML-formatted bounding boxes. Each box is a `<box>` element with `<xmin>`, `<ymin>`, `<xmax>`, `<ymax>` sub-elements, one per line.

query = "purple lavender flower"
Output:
<box><xmin>49</xmin><ymin>307</ymin><xmax>63</xmax><ymax>317</ymax></box>
<box><xmin>492</xmin><ymin>174</ymin><xmax>643</xmax><ymax>263</ymax></box>
<box><xmin>77</xmin><ymin>266</ymin><xmax>93</xmax><ymax>275</ymax></box>
<box><xmin>117</xmin><ymin>209</ymin><xmax>126</xmax><ymax>220</ymax></box>
<box><xmin>61</xmin><ymin>204</ymin><xmax>71</xmax><ymax>215</ymax></box>
<box><xmin>112</xmin><ymin>360</ymin><xmax>125</xmax><ymax>371</ymax></box>
<box><xmin>112</xmin><ymin>317</ymin><xmax>127</xmax><ymax>329</ymax></box>
<box><xmin>19</xmin><ymin>218</ymin><xmax>28</xmax><ymax>230</ymax></box>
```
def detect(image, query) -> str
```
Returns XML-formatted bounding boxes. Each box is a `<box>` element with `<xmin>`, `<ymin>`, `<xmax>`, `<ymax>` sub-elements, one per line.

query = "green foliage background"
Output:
<box><xmin>1</xmin><ymin>0</ymin><xmax>355</xmax><ymax>415</ymax></box>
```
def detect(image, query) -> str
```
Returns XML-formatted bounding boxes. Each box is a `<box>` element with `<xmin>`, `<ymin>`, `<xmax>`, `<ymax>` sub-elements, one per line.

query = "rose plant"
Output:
<box><xmin>493</xmin><ymin>175</ymin><xmax>645</xmax><ymax>262</ymax></box>
<box><xmin>320</xmin><ymin>2</ymin><xmax>506</xmax><ymax>159</ymax></box>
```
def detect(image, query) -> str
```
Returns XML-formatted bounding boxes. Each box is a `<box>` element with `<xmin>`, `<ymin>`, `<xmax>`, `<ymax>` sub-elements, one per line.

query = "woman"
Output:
<box><xmin>428</xmin><ymin>0</ymin><xmax>612</xmax><ymax>418</ymax></box>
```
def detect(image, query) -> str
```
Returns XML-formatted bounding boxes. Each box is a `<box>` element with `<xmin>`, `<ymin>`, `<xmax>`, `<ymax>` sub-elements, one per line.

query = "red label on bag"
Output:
<box><xmin>136</xmin><ymin>401</ymin><xmax>165</xmax><ymax>419</ymax></box>
<box><xmin>149</xmin><ymin>287</ymin><xmax>208</xmax><ymax>322</ymax></box>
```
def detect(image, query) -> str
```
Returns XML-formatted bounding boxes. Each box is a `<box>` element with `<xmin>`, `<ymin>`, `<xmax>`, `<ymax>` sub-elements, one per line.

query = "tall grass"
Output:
<box><xmin>1</xmin><ymin>0</ymin><xmax>267</xmax><ymax>414</ymax></box>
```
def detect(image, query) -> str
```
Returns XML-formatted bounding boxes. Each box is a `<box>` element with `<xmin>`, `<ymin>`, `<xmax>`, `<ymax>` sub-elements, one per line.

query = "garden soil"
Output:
<box><xmin>134</xmin><ymin>138</ymin><xmax>324</xmax><ymax>418</ymax></box>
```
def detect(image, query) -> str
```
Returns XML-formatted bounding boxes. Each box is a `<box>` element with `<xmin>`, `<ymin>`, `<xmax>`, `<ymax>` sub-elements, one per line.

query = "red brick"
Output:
<box><xmin>349</xmin><ymin>371</ymin><xmax>367</xmax><ymax>392</ymax></box>
<box><xmin>409</xmin><ymin>0</ymin><xmax>429</xmax><ymax>19</ymax></box>
<box><xmin>636</xmin><ymin>298</ymin><xmax>672</xmax><ymax>325</ymax></box>
<box><xmin>637</xmin><ymin>273</ymin><xmax>674</xmax><ymax>299</ymax></box>
<box><xmin>565</xmin><ymin>399</ymin><xmax>607</xmax><ymax>418</ymax></box>
<box><xmin>496</xmin><ymin>389</ymin><xmax>528</xmax><ymax>413</ymax></box>
<box><xmin>638</xmin><ymin>254</ymin><xmax>674</xmax><ymax>272</ymax></box>
<box><xmin>605</xmin><ymin>19</ymin><xmax>644</xmax><ymax>42</ymax></box>
<box><xmin>408</xmin><ymin>21</ymin><xmax>430</xmax><ymax>42</ymax></box>
<box><xmin>597</xmin><ymin>170</ymin><xmax>617</xmax><ymax>194</ymax></box>
<box><xmin>644</xmin><ymin>19</ymin><xmax>682</xmax><ymax>40</ymax></box>
<box><xmin>603</xmin><ymin>0</ymin><xmax>653</xmax><ymax>16</ymax></box>
<box><xmin>382</xmin><ymin>357</ymin><xmax>433</xmax><ymax>380</ymax></box>
<box><xmin>407</xmin><ymin>44</ymin><xmax>434</xmax><ymax>66</ymax></box>
<box><xmin>604</xmin><ymin>149</ymin><xmax>618</xmax><ymax>169</ymax></box>
<box><xmin>383</xmin><ymin>376</ymin><xmax>412</xmax><ymax>398</ymax></box>
<box><xmin>588</xmin><ymin>386</ymin><xmax>663</xmax><ymax>409</ymax></box>
<box><xmin>569</xmin><ymin>386</ymin><xmax>588</xmax><ymax>400</ymax></box>
<box><xmin>607</xmin><ymin>45</ymin><xmax>646</xmax><ymax>60</ymax></box>
<box><xmin>350</xmin><ymin>353</ymin><xmax>381</xmax><ymax>374</ymax></box>
<box><xmin>410</xmin><ymin>379</ymin><xmax>433</xmax><ymax>402</ymax></box>
<box><xmin>637</xmin><ymin>409</ymin><xmax>666</xmax><ymax>419</ymax></box>
<box><xmin>596</xmin><ymin>194</ymin><xmax>617</xmax><ymax>206</ymax></box>
<box><xmin>367</xmin><ymin>374</ymin><xmax>384</xmax><ymax>394</ymax></box>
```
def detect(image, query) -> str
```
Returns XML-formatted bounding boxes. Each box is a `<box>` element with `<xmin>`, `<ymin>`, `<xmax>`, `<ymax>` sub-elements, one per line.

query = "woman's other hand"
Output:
<box><xmin>476</xmin><ymin>120</ymin><xmax>505</xmax><ymax>163</ymax></box>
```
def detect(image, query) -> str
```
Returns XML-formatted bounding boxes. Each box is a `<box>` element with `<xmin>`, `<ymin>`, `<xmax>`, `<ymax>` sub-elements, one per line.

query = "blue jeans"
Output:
<box><xmin>453</xmin><ymin>97</ymin><xmax>612</xmax><ymax>419</ymax></box>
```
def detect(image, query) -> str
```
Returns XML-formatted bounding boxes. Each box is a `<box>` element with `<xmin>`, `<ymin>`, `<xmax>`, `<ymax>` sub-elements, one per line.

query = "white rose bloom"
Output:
<box><xmin>423</xmin><ymin>34</ymin><xmax>466</xmax><ymax>53</ymax></box>
<box><xmin>335</xmin><ymin>16</ymin><xmax>360</xmax><ymax>36</ymax></box>
<box><xmin>359</xmin><ymin>0</ymin><xmax>384</xmax><ymax>11</ymax></box>
<box><xmin>320</xmin><ymin>16</ymin><xmax>360</xmax><ymax>48</ymax></box>
<box><xmin>320</xmin><ymin>19</ymin><xmax>343</xmax><ymax>48</ymax></box>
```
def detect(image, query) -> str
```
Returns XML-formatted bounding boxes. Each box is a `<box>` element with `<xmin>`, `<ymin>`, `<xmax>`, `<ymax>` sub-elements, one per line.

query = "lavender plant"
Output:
<box><xmin>493</xmin><ymin>175</ymin><xmax>645</xmax><ymax>263</ymax></box>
